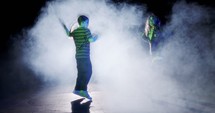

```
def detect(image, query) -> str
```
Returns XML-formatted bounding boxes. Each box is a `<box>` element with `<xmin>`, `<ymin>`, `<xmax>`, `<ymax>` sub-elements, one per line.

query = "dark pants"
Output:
<box><xmin>75</xmin><ymin>58</ymin><xmax>92</xmax><ymax>91</ymax></box>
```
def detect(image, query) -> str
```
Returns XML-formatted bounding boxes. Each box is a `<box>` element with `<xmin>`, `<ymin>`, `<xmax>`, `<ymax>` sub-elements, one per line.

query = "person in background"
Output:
<box><xmin>143</xmin><ymin>14</ymin><xmax>161</xmax><ymax>56</ymax></box>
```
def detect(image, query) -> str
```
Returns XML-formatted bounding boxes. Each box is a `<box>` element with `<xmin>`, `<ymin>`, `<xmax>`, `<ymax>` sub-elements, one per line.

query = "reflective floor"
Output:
<box><xmin>0</xmin><ymin>84</ymin><xmax>214</xmax><ymax>113</ymax></box>
<box><xmin>0</xmin><ymin>84</ymin><xmax>104</xmax><ymax>113</ymax></box>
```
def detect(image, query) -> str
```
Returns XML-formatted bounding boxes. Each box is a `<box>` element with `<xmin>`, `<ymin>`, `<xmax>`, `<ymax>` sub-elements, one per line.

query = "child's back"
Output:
<box><xmin>71</xmin><ymin>27</ymin><xmax>92</xmax><ymax>59</ymax></box>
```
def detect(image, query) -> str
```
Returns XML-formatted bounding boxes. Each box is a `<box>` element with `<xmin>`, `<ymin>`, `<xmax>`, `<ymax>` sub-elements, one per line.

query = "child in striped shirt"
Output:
<box><xmin>60</xmin><ymin>15</ymin><xmax>97</xmax><ymax>100</ymax></box>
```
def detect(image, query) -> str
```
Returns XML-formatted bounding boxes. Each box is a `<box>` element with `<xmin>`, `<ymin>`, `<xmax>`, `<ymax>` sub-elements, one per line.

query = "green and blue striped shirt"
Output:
<box><xmin>70</xmin><ymin>27</ymin><xmax>92</xmax><ymax>58</ymax></box>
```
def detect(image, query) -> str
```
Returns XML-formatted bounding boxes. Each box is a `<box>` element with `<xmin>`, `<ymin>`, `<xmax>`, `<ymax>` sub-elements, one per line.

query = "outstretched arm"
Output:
<box><xmin>58</xmin><ymin>18</ymin><xmax>71</xmax><ymax>37</ymax></box>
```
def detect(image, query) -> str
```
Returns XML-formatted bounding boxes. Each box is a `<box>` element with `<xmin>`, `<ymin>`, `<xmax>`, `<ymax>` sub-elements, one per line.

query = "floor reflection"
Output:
<box><xmin>71</xmin><ymin>98</ymin><xmax>92</xmax><ymax>113</ymax></box>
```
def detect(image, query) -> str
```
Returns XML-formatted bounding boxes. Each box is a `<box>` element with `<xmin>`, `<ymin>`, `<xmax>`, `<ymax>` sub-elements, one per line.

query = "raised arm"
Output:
<box><xmin>58</xmin><ymin>18</ymin><xmax>71</xmax><ymax>37</ymax></box>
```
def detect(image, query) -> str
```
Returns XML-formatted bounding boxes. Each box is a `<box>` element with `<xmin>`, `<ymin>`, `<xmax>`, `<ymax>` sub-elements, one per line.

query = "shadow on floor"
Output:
<box><xmin>71</xmin><ymin>98</ymin><xmax>92</xmax><ymax>113</ymax></box>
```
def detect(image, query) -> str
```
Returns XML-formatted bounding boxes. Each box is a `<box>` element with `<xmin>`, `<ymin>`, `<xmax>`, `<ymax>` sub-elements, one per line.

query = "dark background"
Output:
<box><xmin>1</xmin><ymin>0</ymin><xmax>215</xmax><ymax>54</ymax></box>
<box><xmin>0</xmin><ymin>0</ymin><xmax>214</xmax><ymax>98</ymax></box>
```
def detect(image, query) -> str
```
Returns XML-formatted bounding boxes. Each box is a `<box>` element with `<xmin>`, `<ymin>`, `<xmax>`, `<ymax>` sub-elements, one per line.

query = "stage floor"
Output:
<box><xmin>0</xmin><ymin>84</ymin><xmax>214</xmax><ymax>113</ymax></box>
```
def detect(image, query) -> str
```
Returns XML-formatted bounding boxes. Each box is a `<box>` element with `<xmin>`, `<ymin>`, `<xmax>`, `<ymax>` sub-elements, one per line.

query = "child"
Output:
<box><xmin>60</xmin><ymin>15</ymin><xmax>98</xmax><ymax>100</ymax></box>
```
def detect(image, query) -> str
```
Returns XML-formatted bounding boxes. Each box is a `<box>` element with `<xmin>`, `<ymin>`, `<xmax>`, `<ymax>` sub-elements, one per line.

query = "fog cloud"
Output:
<box><xmin>22</xmin><ymin>0</ymin><xmax>215</xmax><ymax>112</ymax></box>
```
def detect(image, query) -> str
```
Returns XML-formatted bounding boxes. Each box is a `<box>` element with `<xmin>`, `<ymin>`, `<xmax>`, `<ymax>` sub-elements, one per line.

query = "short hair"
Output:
<box><xmin>78</xmin><ymin>15</ymin><xmax>89</xmax><ymax>25</ymax></box>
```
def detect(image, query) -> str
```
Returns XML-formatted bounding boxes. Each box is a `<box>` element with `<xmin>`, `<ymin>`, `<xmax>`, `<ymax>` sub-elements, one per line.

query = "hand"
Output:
<box><xmin>92</xmin><ymin>34</ymin><xmax>98</xmax><ymax>40</ymax></box>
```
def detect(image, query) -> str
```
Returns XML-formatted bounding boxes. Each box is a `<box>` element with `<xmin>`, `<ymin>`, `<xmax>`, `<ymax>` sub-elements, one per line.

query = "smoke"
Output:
<box><xmin>161</xmin><ymin>1</ymin><xmax>215</xmax><ymax>94</ymax></box>
<box><xmin>21</xmin><ymin>0</ymin><xmax>215</xmax><ymax>112</ymax></box>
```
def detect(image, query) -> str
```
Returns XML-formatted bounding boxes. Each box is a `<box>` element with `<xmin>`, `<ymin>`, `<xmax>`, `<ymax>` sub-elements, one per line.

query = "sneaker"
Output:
<box><xmin>73</xmin><ymin>90</ymin><xmax>92</xmax><ymax>100</ymax></box>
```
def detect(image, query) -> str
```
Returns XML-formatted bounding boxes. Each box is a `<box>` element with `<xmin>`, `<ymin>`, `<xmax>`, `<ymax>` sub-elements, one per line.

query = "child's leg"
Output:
<box><xmin>75</xmin><ymin>59</ymin><xmax>87</xmax><ymax>91</ymax></box>
<box><xmin>74</xmin><ymin>58</ymin><xmax>92</xmax><ymax>91</ymax></box>
<box><xmin>85</xmin><ymin>59</ymin><xmax>92</xmax><ymax>89</ymax></box>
